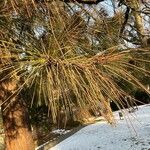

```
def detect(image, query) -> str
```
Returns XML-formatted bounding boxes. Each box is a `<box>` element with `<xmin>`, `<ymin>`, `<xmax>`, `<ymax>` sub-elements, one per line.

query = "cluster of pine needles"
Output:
<box><xmin>0</xmin><ymin>0</ymin><xmax>150</xmax><ymax>124</ymax></box>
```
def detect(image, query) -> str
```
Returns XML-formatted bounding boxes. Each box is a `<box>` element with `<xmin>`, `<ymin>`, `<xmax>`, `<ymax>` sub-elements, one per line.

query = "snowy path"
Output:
<box><xmin>49</xmin><ymin>105</ymin><xmax>150</xmax><ymax>150</ymax></box>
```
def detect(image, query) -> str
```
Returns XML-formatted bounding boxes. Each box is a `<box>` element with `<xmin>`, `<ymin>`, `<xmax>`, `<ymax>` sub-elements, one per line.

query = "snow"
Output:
<box><xmin>36</xmin><ymin>141</ymin><xmax>49</xmax><ymax>150</ymax></box>
<box><xmin>51</xmin><ymin>129</ymin><xmax>71</xmax><ymax>135</ymax></box>
<box><xmin>35</xmin><ymin>129</ymin><xmax>71</xmax><ymax>150</ymax></box>
<box><xmin>49</xmin><ymin>105</ymin><xmax>150</xmax><ymax>150</ymax></box>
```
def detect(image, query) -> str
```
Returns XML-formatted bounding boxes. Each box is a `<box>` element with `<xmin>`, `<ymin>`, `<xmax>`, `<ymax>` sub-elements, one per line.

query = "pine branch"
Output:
<box><xmin>35</xmin><ymin>0</ymin><xmax>104</xmax><ymax>4</ymax></box>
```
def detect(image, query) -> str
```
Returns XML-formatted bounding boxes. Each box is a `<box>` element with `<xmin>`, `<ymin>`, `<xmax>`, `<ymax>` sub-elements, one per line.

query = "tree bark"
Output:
<box><xmin>131</xmin><ymin>0</ymin><xmax>147</xmax><ymax>47</ymax></box>
<box><xmin>0</xmin><ymin>80</ymin><xmax>35</xmax><ymax>150</ymax></box>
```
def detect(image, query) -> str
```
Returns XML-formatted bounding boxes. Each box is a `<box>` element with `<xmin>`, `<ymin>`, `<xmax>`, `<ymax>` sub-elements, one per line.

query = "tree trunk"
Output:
<box><xmin>0</xmin><ymin>80</ymin><xmax>35</xmax><ymax>150</ymax></box>
<box><xmin>131</xmin><ymin>0</ymin><xmax>147</xmax><ymax>47</ymax></box>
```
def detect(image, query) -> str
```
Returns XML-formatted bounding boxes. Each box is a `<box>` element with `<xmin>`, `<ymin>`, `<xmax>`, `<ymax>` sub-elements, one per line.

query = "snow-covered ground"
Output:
<box><xmin>49</xmin><ymin>105</ymin><xmax>150</xmax><ymax>150</ymax></box>
<box><xmin>51</xmin><ymin>129</ymin><xmax>71</xmax><ymax>135</ymax></box>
